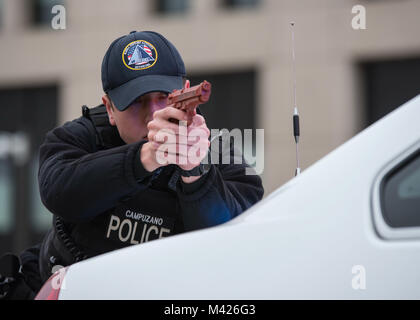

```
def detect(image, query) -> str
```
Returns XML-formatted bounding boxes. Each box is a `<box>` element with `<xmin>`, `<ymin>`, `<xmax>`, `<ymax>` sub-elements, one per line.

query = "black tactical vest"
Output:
<box><xmin>46</xmin><ymin>105</ymin><xmax>185</xmax><ymax>267</ymax></box>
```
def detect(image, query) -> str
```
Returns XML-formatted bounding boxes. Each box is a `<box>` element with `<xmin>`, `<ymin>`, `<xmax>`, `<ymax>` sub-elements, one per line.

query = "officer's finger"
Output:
<box><xmin>158</xmin><ymin>144</ymin><xmax>203</xmax><ymax>158</ymax></box>
<box><xmin>151</xmin><ymin>129</ymin><xmax>201</xmax><ymax>146</ymax></box>
<box><xmin>151</xmin><ymin>138</ymin><xmax>207</xmax><ymax>153</ymax></box>
<box><xmin>187</xmin><ymin>126</ymin><xmax>210</xmax><ymax>140</ymax></box>
<box><xmin>148</xmin><ymin>133</ymin><xmax>194</xmax><ymax>147</ymax></box>
<box><xmin>154</xmin><ymin>149</ymin><xmax>170</xmax><ymax>166</ymax></box>
<box><xmin>164</xmin><ymin>141</ymin><xmax>209</xmax><ymax>160</ymax></box>
<box><xmin>164</xmin><ymin>153</ymin><xmax>196</xmax><ymax>167</ymax></box>
<box><xmin>154</xmin><ymin>106</ymin><xmax>188</xmax><ymax>122</ymax></box>
<box><xmin>156</xmin><ymin>133</ymin><xmax>210</xmax><ymax>147</ymax></box>
<box><xmin>147</xmin><ymin>118</ymin><xmax>188</xmax><ymax>137</ymax></box>
<box><xmin>154</xmin><ymin>149</ymin><xmax>193</xmax><ymax>167</ymax></box>
<box><xmin>189</xmin><ymin>114</ymin><xmax>205</xmax><ymax>127</ymax></box>
<box><xmin>153</xmin><ymin>130</ymin><xmax>178</xmax><ymax>144</ymax></box>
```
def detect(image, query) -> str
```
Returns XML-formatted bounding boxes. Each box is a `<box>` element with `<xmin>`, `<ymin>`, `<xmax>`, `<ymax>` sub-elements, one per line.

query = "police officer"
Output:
<box><xmin>29</xmin><ymin>30</ymin><xmax>263</xmax><ymax>284</ymax></box>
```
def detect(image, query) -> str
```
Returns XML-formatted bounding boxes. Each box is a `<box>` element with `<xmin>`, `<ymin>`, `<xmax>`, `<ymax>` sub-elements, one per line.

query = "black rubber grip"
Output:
<box><xmin>293</xmin><ymin>114</ymin><xmax>300</xmax><ymax>137</ymax></box>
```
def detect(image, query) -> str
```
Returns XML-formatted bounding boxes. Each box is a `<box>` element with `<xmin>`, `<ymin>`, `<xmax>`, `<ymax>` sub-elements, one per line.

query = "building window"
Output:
<box><xmin>31</xmin><ymin>0</ymin><xmax>65</xmax><ymax>27</ymax></box>
<box><xmin>155</xmin><ymin>0</ymin><xmax>189</xmax><ymax>14</ymax></box>
<box><xmin>0</xmin><ymin>85</ymin><xmax>57</xmax><ymax>252</ymax></box>
<box><xmin>187</xmin><ymin>70</ymin><xmax>258</xmax><ymax>168</ymax></box>
<box><xmin>360</xmin><ymin>57</ymin><xmax>420</xmax><ymax>128</ymax></box>
<box><xmin>30</xmin><ymin>154</ymin><xmax>52</xmax><ymax>233</ymax></box>
<box><xmin>0</xmin><ymin>158</ymin><xmax>13</xmax><ymax>234</ymax></box>
<box><xmin>188</xmin><ymin>70</ymin><xmax>256</xmax><ymax>131</ymax></box>
<box><xmin>222</xmin><ymin>0</ymin><xmax>260</xmax><ymax>9</ymax></box>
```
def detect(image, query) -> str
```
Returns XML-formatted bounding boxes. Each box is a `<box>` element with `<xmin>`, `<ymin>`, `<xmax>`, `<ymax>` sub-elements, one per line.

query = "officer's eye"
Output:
<box><xmin>134</xmin><ymin>97</ymin><xmax>144</xmax><ymax>104</ymax></box>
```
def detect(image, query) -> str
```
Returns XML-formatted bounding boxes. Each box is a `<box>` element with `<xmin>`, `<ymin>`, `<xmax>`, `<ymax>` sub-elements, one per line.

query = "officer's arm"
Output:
<box><xmin>38</xmin><ymin>117</ymin><xmax>152</xmax><ymax>223</ymax></box>
<box><xmin>176</xmin><ymin>138</ymin><xmax>264</xmax><ymax>231</ymax></box>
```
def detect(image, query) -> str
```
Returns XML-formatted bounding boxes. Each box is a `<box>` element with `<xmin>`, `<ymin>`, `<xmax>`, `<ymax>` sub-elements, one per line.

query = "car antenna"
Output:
<box><xmin>290</xmin><ymin>21</ymin><xmax>301</xmax><ymax>176</ymax></box>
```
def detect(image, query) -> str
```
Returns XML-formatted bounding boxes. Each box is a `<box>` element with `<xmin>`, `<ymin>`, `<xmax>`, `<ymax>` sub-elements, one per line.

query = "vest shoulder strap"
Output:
<box><xmin>81</xmin><ymin>104</ymin><xmax>124</xmax><ymax>148</ymax></box>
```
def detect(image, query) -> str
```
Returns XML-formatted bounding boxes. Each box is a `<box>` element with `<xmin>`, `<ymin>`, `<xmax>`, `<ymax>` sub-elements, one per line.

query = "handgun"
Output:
<box><xmin>167</xmin><ymin>80</ymin><xmax>211</xmax><ymax>125</ymax></box>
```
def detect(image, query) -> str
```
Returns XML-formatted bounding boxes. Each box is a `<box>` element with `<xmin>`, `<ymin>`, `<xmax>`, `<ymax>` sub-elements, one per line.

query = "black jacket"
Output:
<box><xmin>38</xmin><ymin>105</ymin><xmax>264</xmax><ymax>265</ymax></box>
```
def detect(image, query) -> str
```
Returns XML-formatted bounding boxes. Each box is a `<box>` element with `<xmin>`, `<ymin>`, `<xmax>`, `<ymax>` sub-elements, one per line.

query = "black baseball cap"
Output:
<box><xmin>101</xmin><ymin>30</ymin><xmax>186</xmax><ymax>111</ymax></box>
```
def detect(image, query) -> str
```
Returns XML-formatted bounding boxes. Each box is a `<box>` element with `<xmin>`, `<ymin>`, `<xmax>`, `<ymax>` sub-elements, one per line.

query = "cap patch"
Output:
<box><xmin>122</xmin><ymin>40</ymin><xmax>158</xmax><ymax>70</ymax></box>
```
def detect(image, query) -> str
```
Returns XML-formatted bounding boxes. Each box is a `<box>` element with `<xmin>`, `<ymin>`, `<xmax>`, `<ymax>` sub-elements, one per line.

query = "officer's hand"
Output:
<box><xmin>141</xmin><ymin>106</ymin><xmax>210</xmax><ymax>174</ymax></box>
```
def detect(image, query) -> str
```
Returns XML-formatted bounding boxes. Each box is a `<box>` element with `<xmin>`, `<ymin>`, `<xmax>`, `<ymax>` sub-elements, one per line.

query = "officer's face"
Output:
<box><xmin>103</xmin><ymin>92</ymin><xmax>168</xmax><ymax>144</ymax></box>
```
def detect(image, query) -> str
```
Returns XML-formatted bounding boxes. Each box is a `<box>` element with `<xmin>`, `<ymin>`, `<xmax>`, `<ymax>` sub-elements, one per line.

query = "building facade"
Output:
<box><xmin>0</xmin><ymin>0</ymin><xmax>419</xmax><ymax>252</ymax></box>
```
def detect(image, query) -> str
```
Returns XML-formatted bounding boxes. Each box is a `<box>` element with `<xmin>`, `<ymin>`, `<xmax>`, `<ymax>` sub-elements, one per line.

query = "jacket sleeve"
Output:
<box><xmin>38</xmin><ymin>117</ymin><xmax>152</xmax><ymax>223</ymax></box>
<box><xmin>176</xmin><ymin>137</ymin><xmax>264</xmax><ymax>231</ymax></box>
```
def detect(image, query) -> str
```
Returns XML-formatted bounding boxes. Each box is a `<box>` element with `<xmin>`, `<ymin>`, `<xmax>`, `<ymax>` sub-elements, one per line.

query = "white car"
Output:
<box><xmin>36</xmin><ymin>94</ymin><xmax>420</xmax><ymax>300</ymax></box>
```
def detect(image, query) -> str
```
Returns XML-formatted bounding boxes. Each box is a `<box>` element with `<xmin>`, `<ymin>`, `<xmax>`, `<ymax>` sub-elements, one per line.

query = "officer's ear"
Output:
<box><xmin>102</xmin><ymin>94</ymin><xmax>116</xmax><ymax>126</ymax></box>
